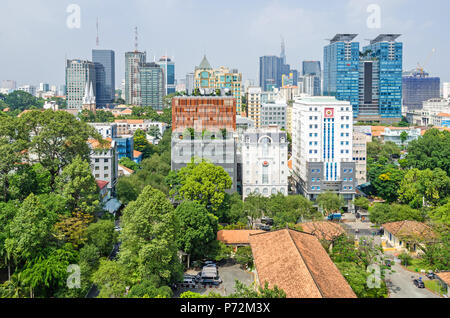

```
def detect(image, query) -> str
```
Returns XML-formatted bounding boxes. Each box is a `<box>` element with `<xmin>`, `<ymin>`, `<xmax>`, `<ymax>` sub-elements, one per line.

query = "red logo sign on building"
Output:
<box><xmin>263</xmin><ymin>161</ymin><xmax>269</xmax><ymax>167</ymax></box>
<box><xmin>324</xmin><ymin>108</ymin><xmax>334</xmax><ymax>118</ymax></box>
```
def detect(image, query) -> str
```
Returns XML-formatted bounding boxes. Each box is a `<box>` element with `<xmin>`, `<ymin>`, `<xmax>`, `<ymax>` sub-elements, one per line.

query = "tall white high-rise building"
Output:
<box><xmin>66</xmin><ymin>59</ymin><xmax>96</xmax><ymax>109</ymax></box>
<box><xmin>241</xmin><ymin>126</ymin><xmax>288</xmax><ymax>199</ymax></box>
<box><xmin>443</xmin><ymin>82</ymin><xmax>450</xmax><ymax>99</ymax></box>
<box><xmin>292</xmin><ymin>96</ymin><xmax>357</xmax><ymax>208</ymax></box>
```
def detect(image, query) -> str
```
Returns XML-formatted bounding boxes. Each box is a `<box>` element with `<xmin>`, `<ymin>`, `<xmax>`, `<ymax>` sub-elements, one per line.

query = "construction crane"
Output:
<box><xmin>416</xmin><ymin>48</ymin><xmax>436</xmax><ymax>75</ymax></box>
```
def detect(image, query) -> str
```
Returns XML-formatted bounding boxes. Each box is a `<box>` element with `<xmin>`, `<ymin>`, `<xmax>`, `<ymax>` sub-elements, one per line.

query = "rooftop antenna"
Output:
<box><xmin>134</xmin><ymin>26</ymin><xmax>139</xmax><ymax>52</ymax></box>
<box><xmin>96</xmin><ymin>18</ymin><xmax>100</xmax><ymax>47</ymax></box>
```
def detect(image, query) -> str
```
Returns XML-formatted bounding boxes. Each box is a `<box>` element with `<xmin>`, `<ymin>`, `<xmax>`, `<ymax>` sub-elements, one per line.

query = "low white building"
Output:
<box><xmin>241</xmin><ymin>126</ymin><xmax>288</xmax><ymax>199</ymax></box>
<box><xmin>382</xmin><ymin>220</ymin><xmax>437</xmax><ymax>255</ymax></box>
<box><xmin>88</xmin><ymin>122</ymin><xmax>118</xmax><ymax>139</ymax></box>
<box><xmin>406</xmin><ymin>98</ymin><xmax>450</xmax><ymax>127</ymax></box>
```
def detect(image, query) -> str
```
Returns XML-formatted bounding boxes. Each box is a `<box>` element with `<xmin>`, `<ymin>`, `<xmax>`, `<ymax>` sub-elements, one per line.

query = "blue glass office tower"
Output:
<box><xmin>323</xmin><ymin>34</ymin><xmax>360</xmax><ymax>115</ymax></box>
<box><xmin>302</xmin><ymin>61</ymin><xmax>322</xmax><ymax>95</ymax></box>
<box><xmin>363</xmin><ymin>34</ymin><xmax>403</xmax><ymax>121</ymax></box>
<box><xmin>259</xmin><ymin>56</ymin><xmax>282</xmax><ymax>91</ymax></box>
<box><xmin>92</xmin><ymin>49</ymin><xmax>115</xmax><ymax>107</ymax></box>
<box><xmin>402</xmin><ymin>70</ymin><xmax>440</xmax><ymax>111</ymax></box>
<box><xmin>158</xmin><ymin>57</ymin><xmax>175</xmax><ymax>95</ymax></box>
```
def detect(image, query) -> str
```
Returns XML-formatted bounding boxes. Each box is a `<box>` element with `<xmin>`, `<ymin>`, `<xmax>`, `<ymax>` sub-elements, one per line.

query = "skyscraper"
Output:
<box><xmin>66</xmin><ymin>59</ymin><xmax>96</xmax><ymax>110</ymax></box>
<box><xmin>362</xmin><ymin>34</ymin><xmax>403</xmax><ymax>122</ymax></box>
<box><xmin>302</xmin><ymin>61</ymin><xmax>321</xmax><ymax>77</ymax></box>
<box><xmin>185</xmin><ymin>72</ymin><xmax>194</xmax><ymax>95</ymax></box>
<box><xmin>302</xmin><ymin>61</ymin><xmax>321</xmax><ymax>96</ymax></box>
<box><xmin>125</xmin><ymin>51</ymin><xmax>146</xmax><ymax>105</ymax></box>
<box><xmin>139</xmin><ymin>62</ymin><xmax>165</xmax><ymax>111</ymax></box>
<box><xmin>93</xmin><ymin>49</ymin><xmax>115</xmax><ymax>107</ymax></box>
<box><xmin>157</xmin><ymin>56</ymin><xmax>175</xmax><ymax>95</ymax></box>
<box><xmin>402</xmin><ymin>70</ymin><xmax>440</xmax><ymax>111</ymax></box>
<box><xmin>323</xmin><ymin>34</ymin><xmax>360</xmax><ymax>114</ymax></box>
<box><xmin>259</xmin><ymin>56</ymin><xmax>282</xmax><ymax>91</ymax></box>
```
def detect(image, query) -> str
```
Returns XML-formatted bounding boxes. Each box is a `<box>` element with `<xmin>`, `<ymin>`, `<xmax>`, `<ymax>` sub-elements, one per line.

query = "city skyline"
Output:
<box><xmin>1</xmin><ymin>0</ymin><xmax>450</xmax><ymax>87</ymax></box>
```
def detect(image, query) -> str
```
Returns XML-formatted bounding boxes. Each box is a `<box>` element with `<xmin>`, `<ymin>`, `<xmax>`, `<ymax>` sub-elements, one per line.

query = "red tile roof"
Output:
<box><xmin>217</xmin><ymin>230</ymin><xmax>265</xmax><ymax>245</ymax></box>
<box><xmin>249</xmin><ymin>229</ymin><xmax>356</xmax><ymax>298</ymax></box>
<box><xmin>437</xmin><ymin>272</ymin><xmax>450</xmax><ymax>286</ymax></box>
<box><xmin>96</xmin><ymin>180</ymin><xmax>109</xmax><ymax>190</ymax></box>
<box><xmin>382</xmin><ymin>221</ymin><xmax>436</xmax><ymax>241</ymax></box>
<box><xmin>118</xmin><ymin>164</ymin><xmax>135</xmax><ymax>174</ymax></box>
<box><xmin>133</xmin><ymin>150</ymin><xmax>143</xmax><ymax>158</ymax></box>
<box><xmin>300</xmin><ymin>221</ymin><xmax>345</xmax><ymax>241</ymax></box>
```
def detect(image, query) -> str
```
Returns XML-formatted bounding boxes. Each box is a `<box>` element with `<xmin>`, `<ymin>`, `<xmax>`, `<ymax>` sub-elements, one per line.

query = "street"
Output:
<box><xmin>385</xmin><ymin>262</ymin><xmax>440</xmax><ymax>298</ymax></box>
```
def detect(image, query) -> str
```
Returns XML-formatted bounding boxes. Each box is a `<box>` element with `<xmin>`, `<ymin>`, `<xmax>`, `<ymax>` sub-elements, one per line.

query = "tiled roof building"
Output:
<box><xmin>249</xmin><ymin>229</ymin><xmax>356</xmax><ymax>298</ymax></box>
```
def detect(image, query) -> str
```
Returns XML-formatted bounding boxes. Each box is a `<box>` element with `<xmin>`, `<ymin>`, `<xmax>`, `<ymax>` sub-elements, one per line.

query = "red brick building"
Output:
<box><xmin>172</xmin><ymin>96</ymin><xmax>236</xmax><ymax>132</ymax></box>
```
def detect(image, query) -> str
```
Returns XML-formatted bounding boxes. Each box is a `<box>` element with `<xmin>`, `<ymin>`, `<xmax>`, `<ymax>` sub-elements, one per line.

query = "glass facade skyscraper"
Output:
<box><xmin>302</xmin><ymin>61</ymin><xmax>322</xmax><ymax>96</ymax></box>
<box><xmin>157</xmin><ymin>56</ymin><xmax>175</xmax><ymax>95</ymax></box>
<box><xmin>139</xmin><ymin>62</ymin><xmax>165</xmax><ymax>111</ymax></box>
<box><xmin>323</xmin><ymin>34</ymin><xmax>360</xmax><ymax>115</ymax></box>
<box><xmin>92</xmin><ymin>49</ymin><xmax>115</xmax><ymax>107</ymax></box>
<box><xmin>259</xmin><ymin>56</ymin><xmax>282</xmax><ymax>91</ymax></box>
<box><xmin>65</xmin><ymin>59</ymin><xmax>96</xmax><ymax>110</ymax></box>
<box><xmin>125</xmin><ymin>51</ymin><xmax>147</xmax><ymax>105</ymax></box>
<box><xmin>363</xmin><ymin>34</ymin><xmax>403</xmax><ymax>120</ymax></box>
<box><xmin>402</xmin><ymin>70</ymin><xmax>440</xmax><ymax>111</ymax></box>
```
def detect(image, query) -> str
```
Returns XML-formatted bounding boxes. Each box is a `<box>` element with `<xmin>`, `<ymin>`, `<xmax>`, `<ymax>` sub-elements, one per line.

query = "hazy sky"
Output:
<box><xmin>1</xmin><ymin>0</ymin><xmax>449</xmax><ymax>88</ymax></box>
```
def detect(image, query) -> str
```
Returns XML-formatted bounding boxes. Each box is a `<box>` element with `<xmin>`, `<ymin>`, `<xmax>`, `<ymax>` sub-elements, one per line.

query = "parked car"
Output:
<box><xmin>203</xmin><ymin>261</ymin><xmax>216</xmax><ymax>267</ymax></box>
<box><xmin>261</xmin><ymin>217</ymin><xmax>274</xmax><ymax>225</ymax></box>
<box><xmin>183</xmin><ymin>275</ymin><xmax>198</xmax><ymax>285</ymax></box>
<box><xmin>327</xmin><ymin>213</ymin><xmax>342</xmax><ymax>221</ymax></box>
<box><xmin>413</xmin><ymin>279</ymin><xmax>425</xmax><ymax>288</ymax></box>
<box><xmin>256</xmin><ymin>223</ymin><xmax>271</xmax><ymax>231</ymax></box>
<box><xmin>426</xmin><ymin>272</ymin><xmax>436</xmax><ymax>280</ymax></box>
<box><xmin>200</xmin><ymin>278</ymin><xmax>222</xmax><ymax>286</ymax></box>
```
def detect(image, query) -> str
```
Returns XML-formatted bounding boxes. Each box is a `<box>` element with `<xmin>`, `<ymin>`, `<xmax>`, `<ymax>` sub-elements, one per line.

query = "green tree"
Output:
<box><xmin>20</xmin><ymin>110</ymin><xmax>100</xmax><ymax>188</ymax></box>
<box><xmin>316</xmin><ymin>192</ymin><xmax>344</xmax><ymax>216</ymax></box>
<box><xmin>55</xmin><ymin>156</ymin><xmax>100</xmax><ymax>214</ymax></box>
<box><xmin>369</xmin><ymin>164</ymin><xmax>405</xmax><ymax>202</ymax></box>
<box><xmin>134</xmin><ymin>129</ymin><xmax>156</xmax><ymax>159</ymax></box>
<box><xmin>369</xmin><ymin>203</ymin><xmax>424</xmax><ymax>225</ymax></box>
<box><xmin>92</xmin><ymin>260</ymin><xmax>131</xmax><ymax>298</ymax></box>
<box><xmin>0</xmin><ymin>114</ymin><xmax>27</xmax><ymax>201</ymax></box>
<box><xmin>173</xmin><ymin>161</ymin><xmax>232</xmax><ymax>212</ymax></box>
<box><xmin>5</xmin><ymin>194</ymin><xmax>58</xmax><ymax>264</ymax></box>
<box><xmin>19</xmin><ymin>244</ymin><xmax>78</xmax><ymax>298</ymax></box>
<box><xmin>354</xmin><ymin>197</ymin><xmax>370</xmax><ymax>211</ymax></box>
<box><xmin>234</xmin><ymin>246</ymin><xmax>253</xmax><ymax>269</ymax></box>
<box><xmin>335</xmin><ymin>262</ymin><xmax>387</xmax><ymax>298</ymax></box>
<box><xmin>398</xmin><ymin>168</ymin><xmax>450</xmax><ymax>208</ymax></box>
<box><xmin>4</xmin><ymin>90</ymin><xmax>41</xmax><ymax>111</ymax></box>
<box><xmin>406</xmin><ymin>129</ymin><xmax>450</xmax><ymax>174</ymax></box>
<box><xmin>400</xmin><ymin>131</ymin><xmax>408</xmax><ymax>148</ymax></box>
<box><xmin>230</xmin><ymin>281</ymin><xmax>286</xmax><ymax>298</ymax></box>
<box><xmin>175</xmin><ymin>201</ymin><xmax>218</xmax><ymax>259</ymax></box>
<box><xmin>119</xmin><ymin>186</ymin><xmax>182</xmax><ymax>283</ymax></box>
<box><xmin>119</xmin><ymin>157</ymin><xmax>140</xmax><ymax>171</ymax></box>
<box><xmin>86</xmin><ymin>219</ymin><xmax>117</xmax><ymax>256</ymax></box>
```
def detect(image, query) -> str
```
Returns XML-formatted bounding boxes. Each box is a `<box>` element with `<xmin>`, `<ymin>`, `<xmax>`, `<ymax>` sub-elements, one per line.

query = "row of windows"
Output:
<box><xmin>343</xmin><ymin>186</ymin><xmax>353</xmax><ymax>190</ymax></box>
<box><xmin>246</xmin><ymin>187</ymin><xmax>286</xmax><ymax>195</ymax></box>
